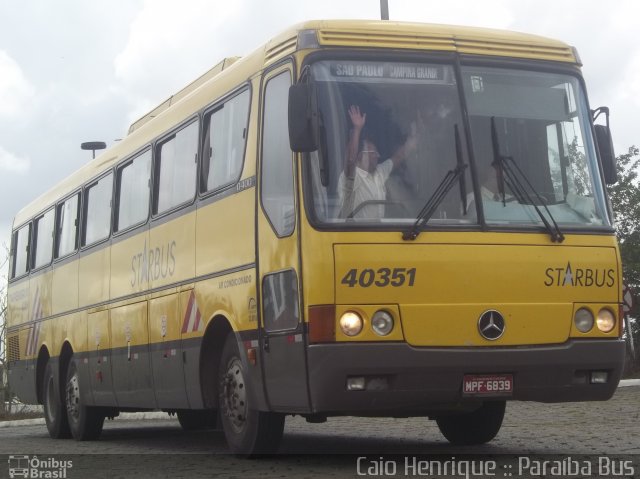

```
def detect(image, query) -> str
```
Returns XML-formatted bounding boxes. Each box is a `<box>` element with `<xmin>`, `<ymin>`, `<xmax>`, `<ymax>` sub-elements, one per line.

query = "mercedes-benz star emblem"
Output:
<box><xmin>478</xmin><ymin>310</ymin><xmax>506</xmax><ymax>340</ymax></box>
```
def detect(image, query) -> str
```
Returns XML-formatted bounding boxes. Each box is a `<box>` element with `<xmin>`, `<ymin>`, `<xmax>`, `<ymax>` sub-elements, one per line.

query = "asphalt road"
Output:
<box><xmin>1</xmin><ymin>385</ymin><xmax>638</xmax><ymax>478</ymax></box>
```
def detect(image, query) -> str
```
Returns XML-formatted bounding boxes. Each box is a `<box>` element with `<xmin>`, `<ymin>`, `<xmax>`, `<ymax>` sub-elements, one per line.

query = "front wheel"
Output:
<box><xmin>218</xmin><ymin>334</ymin><xmax>284</xmax><ymax>455</ymax></box>
<box><xmin>435</xmin><ymin>400</ymin><xmax>505</xmax><ymax>445</ymax></box>
<box><xmin>65</xmin><ymin>358</ymin><xmax>105</xmax><ymax>440</ymax></box>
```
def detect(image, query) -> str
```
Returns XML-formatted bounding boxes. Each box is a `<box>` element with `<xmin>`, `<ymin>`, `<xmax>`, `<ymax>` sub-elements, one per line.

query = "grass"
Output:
<box><xmin>0</xmin><ymin>399</ymin><xmax>44</xmax><ymax>421</ymax></box>
<box><xmin>0</xmin><ymin>410</ymin><xmax>43</xmax><ymax>421</ymax></box>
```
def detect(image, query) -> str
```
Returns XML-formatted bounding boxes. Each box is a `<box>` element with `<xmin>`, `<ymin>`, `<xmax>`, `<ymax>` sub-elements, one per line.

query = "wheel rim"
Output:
<box><xmin>66</xmin><ymin>370</ymin><xmax>80</xmax><ymax>422</ymax></box>
<box><xmin>45</xmin><ymin>376</ymin><xmax>56</xmax><ymax>422</ymax></box>
<box><xmin>221</xmin><ymin>358</ymin><xmax>247</xmax><ymax>434</ymax></box>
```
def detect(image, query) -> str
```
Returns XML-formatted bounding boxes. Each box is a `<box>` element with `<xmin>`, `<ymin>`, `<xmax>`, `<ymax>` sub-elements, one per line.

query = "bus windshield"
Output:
<box><xmin>305</xmin><ymin>59</ymin><xmax>610</xmax><ymax>230</ymax></box>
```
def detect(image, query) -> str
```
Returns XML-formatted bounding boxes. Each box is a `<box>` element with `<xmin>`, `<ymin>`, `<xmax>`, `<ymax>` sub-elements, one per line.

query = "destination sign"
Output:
<box><xmin>328</xmin><ymin>62</ymin><xmax>449</xmax><ymax>83</ymax></box>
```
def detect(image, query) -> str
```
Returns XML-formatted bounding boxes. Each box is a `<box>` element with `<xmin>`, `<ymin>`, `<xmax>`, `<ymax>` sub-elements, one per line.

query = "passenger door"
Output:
<box><xmin>256</xmin><ymin>65</ymin><xmax>310</xmax><ymax>412</ymax></box>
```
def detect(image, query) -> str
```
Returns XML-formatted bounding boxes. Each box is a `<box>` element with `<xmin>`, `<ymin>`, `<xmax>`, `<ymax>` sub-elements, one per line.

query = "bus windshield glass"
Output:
<box><xmin>305</xmin><ymin>60</ymin><xmax>610</xmax><ymax>230</ymax></box>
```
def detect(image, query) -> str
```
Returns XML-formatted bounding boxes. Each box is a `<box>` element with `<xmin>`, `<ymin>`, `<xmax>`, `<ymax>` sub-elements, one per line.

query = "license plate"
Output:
<box><xmin>463</xmin><ymin>374</ymin><xmax>513</xmax><ymax>396</ymax></box>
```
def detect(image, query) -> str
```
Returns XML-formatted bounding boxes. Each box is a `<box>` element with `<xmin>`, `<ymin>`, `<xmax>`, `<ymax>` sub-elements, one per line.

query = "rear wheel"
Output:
<box><xmin>65</xmin><ymin>358</ymin><xmax>105</xmax><ymax>440</ymax></box>
<box><xmin>43</xmin><ymin>361</ymin><xmax>71</xmax><ymax>439</ymax></box>
<box><xmin>218</xmin><ymin>334</ymin><xmax>284</xmax><ymax>455</ymax></box>
<box><xmin>435</xmin><ymin>400</ymin><xmax>506</xmax><ymax>445</ymax></box>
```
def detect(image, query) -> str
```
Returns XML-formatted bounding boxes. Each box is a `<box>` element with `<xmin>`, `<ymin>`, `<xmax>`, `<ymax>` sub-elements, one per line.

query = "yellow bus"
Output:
<box><xmin>6</xmin><ymin>20</ymin><xmax>625</xmax><ymax>455</ymax></box>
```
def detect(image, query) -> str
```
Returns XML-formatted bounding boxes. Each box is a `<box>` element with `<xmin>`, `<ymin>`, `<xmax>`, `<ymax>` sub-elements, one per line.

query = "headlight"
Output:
<box><xmin>340</xmin><ymin>311</ymin><xmax>363</xmax><ymax>336</ymax></box>
<box><xmin>574</xmin><ymin>308</ymin><xmax>594</xmax><ymax>333</ymax></box>
<box><xmin>596</xmin><ymin>308</ymin><xmax>616</xmax><ymax>333</ymax></box>
<box><xmin>371</xmin><ymin>310</ymin><xmax>394</xmax><ymax>336</ymax></box>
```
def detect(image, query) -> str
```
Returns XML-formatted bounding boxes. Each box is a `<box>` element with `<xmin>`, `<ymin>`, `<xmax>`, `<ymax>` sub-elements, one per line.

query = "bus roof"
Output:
<box><xmin>13</xmin><ymin>19</ymin><xmax>577</xmax><ymax>228</ymax></box>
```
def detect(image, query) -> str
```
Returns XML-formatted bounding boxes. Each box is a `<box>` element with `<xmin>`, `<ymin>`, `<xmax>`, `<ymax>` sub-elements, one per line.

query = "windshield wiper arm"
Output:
<box><xmin>490</xmin><ymin>117</ymin><xmax>565</xmax><ymax>243</ymax></box>
<box><xmin>455</xmin><ymin>124</ymin><xmax>468</xmax><ymax>216</ymax></box>
<box><xmin>403</xmin><ymin>128</ymin><xmax>467</xmax><ymax>241</ymax></box>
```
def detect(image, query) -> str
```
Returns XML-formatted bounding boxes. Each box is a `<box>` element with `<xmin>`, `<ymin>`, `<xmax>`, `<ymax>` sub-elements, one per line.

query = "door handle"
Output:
<box><xmin>263</xmin><ymin>337</ymin><xmax>270</xmax><ymax>353</ymax></box>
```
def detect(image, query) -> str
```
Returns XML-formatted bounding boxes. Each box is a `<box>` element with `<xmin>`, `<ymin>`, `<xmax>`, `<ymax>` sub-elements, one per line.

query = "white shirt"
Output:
<box><xmin>338</xmin><ymin>159</ymin><xmax>394</xmax><ymax>219</ymax></box>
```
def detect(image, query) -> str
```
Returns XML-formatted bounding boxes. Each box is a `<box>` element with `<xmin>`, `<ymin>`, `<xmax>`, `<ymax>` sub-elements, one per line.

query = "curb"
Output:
<box><xmin>0</xmin><ymin>411</ymin><xmax>173</xmax><ymax>429</ymax></box>
<box><xmin>1</xmin><ymin>380</ymin><xmax>638</xmax><ymax>428</ymax></box>
<box><xmin>619</xmin><ymin>378</ymin><xmax>640</xmax><ymax>387</ymax></box>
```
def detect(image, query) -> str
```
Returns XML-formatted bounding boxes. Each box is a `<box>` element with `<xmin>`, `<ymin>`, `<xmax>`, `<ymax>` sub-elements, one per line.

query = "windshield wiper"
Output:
<box><xmin>490</xmin><ymin>117</ymin><xmax>565</xmax><ymax>243</ymax></box>
<box><xmin>403</xmin><ymin>126</ymin><xmax>468</xmax><ymax>241</ymax></box>
<box><xmin>455</xmin><ymin>124</ymin><xmax>468</xmax><ymax>216</ymax></box>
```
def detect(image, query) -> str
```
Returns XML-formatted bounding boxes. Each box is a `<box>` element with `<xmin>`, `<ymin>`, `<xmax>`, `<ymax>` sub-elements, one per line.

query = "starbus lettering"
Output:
<box><xmin>544</xmin><ymin>262</ymin><xmax>615</xmax><ymax>287</ymax></box>
<box><xmin>130</xmin><ymin>240</ymin><xmax>177</xmax><ymax>287</ymax></box>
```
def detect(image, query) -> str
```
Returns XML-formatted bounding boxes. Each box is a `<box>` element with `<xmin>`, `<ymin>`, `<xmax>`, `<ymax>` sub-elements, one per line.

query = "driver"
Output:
<box><xmin>339</xmin><ymin>105</ymin><xmax>417</xmax><ymax>219</ymax></box>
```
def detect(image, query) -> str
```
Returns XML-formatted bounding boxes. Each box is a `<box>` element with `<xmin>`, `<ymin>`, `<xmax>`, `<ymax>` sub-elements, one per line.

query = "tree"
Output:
<box><xmin>0</xmin><ymin>245</ymin><xmax>8</xmax><ymax>413</ymax></box>
<box><xmin>606</xmin><ymin>146</ymin><xmax>640</xmax><ymax>373</ymax></box>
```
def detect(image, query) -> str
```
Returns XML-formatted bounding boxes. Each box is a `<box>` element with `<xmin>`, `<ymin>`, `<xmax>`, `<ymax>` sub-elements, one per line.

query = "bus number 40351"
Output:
<box><xmin>341</xmin><ymin>267</ymin><xmax>416</xmax><ymax>288</ymax></box>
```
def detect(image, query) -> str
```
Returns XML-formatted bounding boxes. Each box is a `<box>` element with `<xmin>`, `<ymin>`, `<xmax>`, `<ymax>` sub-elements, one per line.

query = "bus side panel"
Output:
<box><xmin>179</xmin><ymin>288</ymin><xmax>204</xmax><ymax>409</ymax></box>
<box><xmin>195</xmin><ymin>189</ymin><xmax>256</xmax><ymax>278</ymax></box>
<box><xmin>150</xmin><ymin>212</ymin><xmax>195</xmax><ymax>292</ymax></box>
<box><xmin>111</xmin><ymin>229</ymin><xmax>149</xmax><ymax>302</ymax></box>
<box><xmin>110</xmin><ymin>301</ymin><xmax>156</xmax><ymax>408</ymax></box>
<box><xmin>79</xmin><ymin>246</ymin><xmax>110</xmax><ymax>308</ymax></box>
<box><xmin>6</xmin><ymin>361</ymin><xmax>38</xmax><ymax>404</ymax></box>
<box><xmin>149</xmin><ymin>291</ymin><xmax>190</xmax><ymax>409</ymax></box>
<box><xmin>29</xmin><ymin>271</ymin><xmax>51</xmax><ymax>346</ymax></box>
<box><xmin>87</xmin><ymin>310</ymin><xmax>117</xmax><ymax>407</ymax></box>
<box><xmin>6</xmin><ymin>279</ymin><xmax>37</xmax><ymax>403</ymax></box>
<box><xmin>7</xmin><ymin>279</ymin><xmax>30</xmax><ymax>329</ymax></box>
<box><xmin>6</xmin><ymin>330</ymin><xmax>38</xmax><ymax>404</ymax></box>
<box><xmin>149</xmin><ymin>209</ymin><xmax>196</xmax><ymax>407</ymax></box>
<box><xmin>195</xmin><ymin>186</ymin><xmax>263</xmax><ymax>409</ymax></box>
<box><xmin>52</xmin><ymin>258</ymin><xmax>78</xmax><ymax>316</ymax></box>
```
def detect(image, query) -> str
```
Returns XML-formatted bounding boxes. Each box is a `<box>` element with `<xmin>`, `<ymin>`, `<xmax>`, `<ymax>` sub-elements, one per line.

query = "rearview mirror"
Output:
<box><xmin>592</xmin><ymin>107</ymin><xmax>617</xmax><ymax>185</ymax></box>
<box><xmin>288</xmin><ymin>83</ymin><xmax>318</xmax><ymax>152</ymax></box>
<box><xmin>594</xmin><ymin>124</ymin><xmax>616</xmax><ymax>185</ymax></box>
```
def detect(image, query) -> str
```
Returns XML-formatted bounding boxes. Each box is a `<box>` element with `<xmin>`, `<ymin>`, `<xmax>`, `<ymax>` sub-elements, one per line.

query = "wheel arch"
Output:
<box><xmin>59</xmin><ymin>341</ymin><xmax>74</xmax><ymax>371</ymax></box>
<box><xmin>58</xmin><ymin>341</ymin><xmax>74</xmax><ymax>393</ymax></box>
<box><xmin>36</xmin><ymin>345</ymin><xmax>50</xmax><ymax>404</ymax></box>
<box><xmin>199</xmin><ymin>314</ymin><xmax>234</xmax><ymax>408</ymax></box>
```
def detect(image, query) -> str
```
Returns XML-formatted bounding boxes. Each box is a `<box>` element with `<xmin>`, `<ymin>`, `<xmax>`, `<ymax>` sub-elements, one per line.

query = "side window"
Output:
<box><xmin>261</xmin><ymin>71</ymin><xmax>295</xmax><ymax>236</ymax></box>
<box><xmin>32</xmin><ymin>208</ymin><xmax>55</xmax><ymax>269</ymax></box>
<box><xmin>83</xmin><ymin>173</ymin><xmax>113</xmax><ymax>246</ymax></box>
<box><xmin>154</xmin><ymin>121</ymin><xmax>198</xmax><ymax>215</ymax></box>
<box><xmin>202</xmin><ymin>89</ymin><xmax>250</xmax><ymax>192</ymax></box>
<box><xmin>56</xmin><ymin>193</ymin><xmax>79</xmax><ymax>258</ymax></box>
<box><xmin>116</xmin><ymin>150</ymin><xmax>151</xmax><ymax>231</ymax></box>
<box><xmin>11</xmin><ymin>224</ymin><xmax>30</xmax><ymax>279</ymax></box>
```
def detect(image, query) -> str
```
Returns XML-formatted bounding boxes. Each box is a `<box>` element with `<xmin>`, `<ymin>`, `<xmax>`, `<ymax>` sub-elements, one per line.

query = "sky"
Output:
<box><xmin>1</xmin><ymin>0</ymin><xmax>639</xmax><ymax>266</ymax></box>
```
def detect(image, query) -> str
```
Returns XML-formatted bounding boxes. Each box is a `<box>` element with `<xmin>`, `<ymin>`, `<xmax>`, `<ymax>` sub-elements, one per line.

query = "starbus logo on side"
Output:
<box><xmin>130</xmin><ymin>239</ymin><xmax>177</xmax><ymax>287</ymax></box>
<box><xmin>544</xmin><ymin>262</ymin><xmax>615</xmax><ymax>288</ymax></box>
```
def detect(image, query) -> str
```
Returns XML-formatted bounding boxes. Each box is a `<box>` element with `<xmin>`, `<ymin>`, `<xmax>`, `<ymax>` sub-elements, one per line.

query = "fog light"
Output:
<box><xmin>340</xmin><ymin>311</ymin><xmax>363</xmax><ymax>336</ymax></box>
<box><xmin>596</xmin><ymin>309</ymin><xmax>616</xmax><ymax>333</ymax></box>
<box><xmin>371</xmin><ymin>310</ymin><xmax>394</xmax><ymax>336</ymax></box>
<box><xmin>590</xmin><ymin>371</ymin><xmax>608</xmax><ymax>384</ymax></box>
<box><xmin>347</xmin><ymin>376</ymin><xmax>366</xmax><ymax>391</ymax></box>
<box><xmin>574</xmin><ymin>308</ymin><xmax>594</xmax><ymax>333</ymax></box>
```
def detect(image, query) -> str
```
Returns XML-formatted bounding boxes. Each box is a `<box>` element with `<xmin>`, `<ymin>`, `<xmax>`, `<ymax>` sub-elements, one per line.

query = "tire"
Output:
<box><xmin>436</xmin><ymin>400</ymin><xmax>506</xmax><ymax>445</ymax></box>
<box><xmin>43</xmin><ymin>361</ymin><xmax>71</xmax><ymax>439</ymax></box>
<box><xmin>218</xmin><ymin>334</ymin><xmax>284</xmax><ymax>455</ymax></box>
<box><xmin>65</xmin><ymin>358</ymin><xmax>105</xmax><ymax>440</ymax></box>
<box><xmin>177</xmin><ymin>409</ymin><xmax>218</xmax><ymax>431</ymax></box>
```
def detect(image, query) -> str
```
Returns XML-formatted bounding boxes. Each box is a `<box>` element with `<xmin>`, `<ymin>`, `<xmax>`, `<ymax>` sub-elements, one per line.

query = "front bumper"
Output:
<box><xmin>307</xmin><ymin>339</ymin><xmax>625</xmax><ymax>414</ymax></box>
